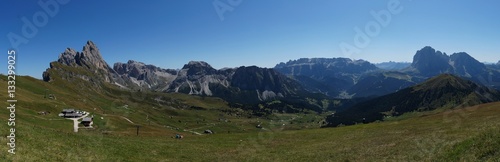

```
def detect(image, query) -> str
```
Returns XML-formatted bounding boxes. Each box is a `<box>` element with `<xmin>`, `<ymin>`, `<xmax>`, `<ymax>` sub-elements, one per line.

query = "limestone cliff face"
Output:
<box><xmin>43</xmin><ymin>41</ymin><xmax>122</xmax><ymax>84</ymax></box>
<box><xmin>166</xmin><ymin>61</ymin><xmax>232</xmax><ymax>96</ymax></box>
<box><xmin>113</xmin><ymin>60</ymin><xmax>178</xmax><ymax>89</ymax></box>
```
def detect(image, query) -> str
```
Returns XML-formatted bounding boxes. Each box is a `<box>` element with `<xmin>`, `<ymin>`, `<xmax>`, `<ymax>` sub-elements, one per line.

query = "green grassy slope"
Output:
<box><xmin>1</xmin><ymin>75</ymin><xmax>499</xmax><ymax>161</ymax></box>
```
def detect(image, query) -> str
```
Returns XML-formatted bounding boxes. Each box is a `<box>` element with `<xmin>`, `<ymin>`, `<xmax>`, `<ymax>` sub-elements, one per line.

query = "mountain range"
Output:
<box><xmin>43</xmin><ymin>41</ymin><xmax>309</xmax><ymax>105</ymax></box>
<box><xmin>274</xmin><ymin>46</ymin><xmax>500</xmax><ymax>98</ymax></box>
<box><xmin>375</xmin><ymin>61</ymin><xmax>411</xmax><ymax>70</ymax></box>
<box><xmin>325</xmin><ymin>74</ymin><xmax>500</xmax><ymax>127</ymax></box>
<box><xmin>42</xmin><ymin>41</ymin><xmax>500</xmax><ymax>120</ymax></box>
<box><xmin>405</xmin><ymin>46</ymin><xmax>500</xmax><ymax>82</ymax></box>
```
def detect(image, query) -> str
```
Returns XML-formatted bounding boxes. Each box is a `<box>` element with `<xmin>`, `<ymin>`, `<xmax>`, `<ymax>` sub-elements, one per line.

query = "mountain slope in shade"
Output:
<box><xmin>346</xmin><ymin>71</ymin><xmax>424</xmax><ymax>98</ymax></box>
<box><xmin>325</xmin><ymin>74</ymin><xmax>500</xmax><ymax>127</ymax></box>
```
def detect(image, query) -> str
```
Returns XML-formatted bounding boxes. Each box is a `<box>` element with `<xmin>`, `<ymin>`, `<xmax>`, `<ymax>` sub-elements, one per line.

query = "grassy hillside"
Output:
<box><xmin>1</xmin><ymin>76</ymin><xmax>499</xmax><ymax>161</ymax></box>
<box><xmin>327</xmin><ymin>74</ymin><xmax>500</xmax><ymax>127</ymax></box>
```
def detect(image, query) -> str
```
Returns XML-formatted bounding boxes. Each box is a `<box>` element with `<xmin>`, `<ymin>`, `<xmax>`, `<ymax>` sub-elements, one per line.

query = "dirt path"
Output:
<box><xmin>102</xmin><ymin>114</ymin><xmax>135</xmax><ymax>124</ymax></box>
<box><xmin>120</xmin><ymin>116</ymin><xmax>134</xmax><ymax>124</ymax></box>
<box><xmin>183</xmin><ymin>129</ymin><xmax>203</xmax><ymax>135</ymax></box>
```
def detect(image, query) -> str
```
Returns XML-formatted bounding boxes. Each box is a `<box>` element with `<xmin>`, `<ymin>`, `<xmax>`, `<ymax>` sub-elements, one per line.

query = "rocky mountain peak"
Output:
<box><xmin>80</xmin><ymin>40</ymin><xmax>109</xmax><ymax>70</ymax></box>
<box><xmin>411</xmin><ymin>46</ymin><xmax>451</xmax><ymax>76</ymax></box>
<box><xmin>412</xmin><ymin>46</ymin><xmax>449</xmax><ymax>63</ymax></box>
<box><xmin>409</xmin><ymin>47</ymin><xmax>491</xmax><ymax>79</ymax></box>
<box><xmin>449</xmin><ymin>52</ymin><xmax>480</xmax><ymax>63</ymax></box>
<box><xmin>114</xmin><ymin>61</ymin><xmax>145</xmax><ymax>77</ymax></box>
<box><xmin>44</xmin><ymin>41</ymin><xmax>119</xmax><ymax>83</ymax></box>
<box><xmin>127</xmin><ymin>60</ymin><xmax>142</xmax><ymax>65</ymax></box>
<box><xmin>112</xmin><ymin>60</ymin><xmax>178</xmax><ymax>89</ymax></box>
<box><xmin>56</xmin><ymin>40</ymin><xmax>111</xmax><ymax>72</ymax></box>
<box><xmin>449</xmin><ymin>52</ymin><xmax>486</xmax><ymax>77</ymax></box>
<box><xmin>182</xmin><ymin>61</ymin><xmax>216</xmax><ymax>75</ymax></box>
<box><xmin>57</xmin><ymin>48</ymin><xmax>79</xmax><ymax>66</ymax></box>
<box><xmin>184</xmin><ymin>61</ymin><xmax>213</xmax><ymax>68</ymax></box>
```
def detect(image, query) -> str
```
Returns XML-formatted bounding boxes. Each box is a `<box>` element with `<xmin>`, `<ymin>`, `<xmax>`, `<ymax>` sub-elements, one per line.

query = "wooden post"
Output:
<box><xmin>136</xmin><ymin>125</ymin><xmax>140</xmax><ymax>136</ymax></box>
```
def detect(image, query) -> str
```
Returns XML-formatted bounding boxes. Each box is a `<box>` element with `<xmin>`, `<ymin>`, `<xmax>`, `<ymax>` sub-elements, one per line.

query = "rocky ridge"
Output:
<box><xmin>43</xmin><ymin>41</ymin><xmax>305</xmax><ymax>103</ymax></box>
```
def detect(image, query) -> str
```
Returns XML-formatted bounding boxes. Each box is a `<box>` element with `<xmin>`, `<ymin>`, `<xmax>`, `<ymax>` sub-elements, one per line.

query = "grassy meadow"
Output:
<box><xmin>0</xmin><ymin>75</ymin><xmax>499</xmax><ymax>161</ymax></box>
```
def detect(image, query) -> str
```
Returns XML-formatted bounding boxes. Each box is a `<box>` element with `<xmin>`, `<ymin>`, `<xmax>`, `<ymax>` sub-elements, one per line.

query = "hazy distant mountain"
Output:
<box><xmin>273</xmin><ymin>47</ymin><xmax>499</xmax><ymax>100</ymax></box>
<box><xmin>375</xmin><ymin>61</ymin><xmax>411</xmax><ymax>70</ymax></box>
<box><xmin>487</xmin><ymin>61</ymin><xmax>500</xmax><ymax>71</ymax></box>
<box><xmin>274</xmin><ymin>58</ymin><xmax>378</xmax><ymax>97</ymax></box>
<box><xmin>275</xmin><ymin>58</ymin><xmax>378</xmax><ymax>75</ymax></box>
<box><xmin>274</xmin><ymin>58</ymin><xmax>428</xmax><ymax>98</ymax></box>
<box><xmin>325</xmin><ymin>74</ymin><xmax>500</xmax><ymax>127</ymax></box>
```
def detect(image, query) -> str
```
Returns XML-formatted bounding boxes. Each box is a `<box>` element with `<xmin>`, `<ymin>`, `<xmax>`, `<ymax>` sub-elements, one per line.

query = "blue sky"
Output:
<box><xmin>2</xmin><ymin>0</ymin><xmax>500</xmax><ymax>78</ymax></box>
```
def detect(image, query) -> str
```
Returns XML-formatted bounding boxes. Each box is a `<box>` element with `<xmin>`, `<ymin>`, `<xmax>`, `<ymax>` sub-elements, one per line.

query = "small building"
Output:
<box><xmin>61</xmin><ymin>109</ymin><xmax>76</xmax><ymax>114</ymax></box>
<box><xmin>62</xmin><ymin>109</ymin><xmax>76</xmax><ymax>114</ymax></box>
<box><xmin>81</xmin><ymin>117</ymin><xmax>93</xmax><ymax>127</ymax></box>
<box><xmin>64</xmin><ymin>112</ymin><xmax>83</xmax><ymax>118</ymax></box>
<box><xmin>59</xmin><ymin>109</ymin><xmax>86</xmax><ymax>118</ymax></box>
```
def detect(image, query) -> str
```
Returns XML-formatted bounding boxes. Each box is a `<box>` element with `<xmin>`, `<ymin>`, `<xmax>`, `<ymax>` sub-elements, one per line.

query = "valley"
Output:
<box><xmin>4</xmin><ymin>1</ymin><xmax>500</xmax><ymax>160</ymax></box>
<box><xmin>1</xmin><ymin>74</ymin><xmax>499</xmax><ymax>161</ymax></box>
<box><xmin>2</xmin><ymin>41</ymin><xmax>500</xmax><ymax>161</ymax></box>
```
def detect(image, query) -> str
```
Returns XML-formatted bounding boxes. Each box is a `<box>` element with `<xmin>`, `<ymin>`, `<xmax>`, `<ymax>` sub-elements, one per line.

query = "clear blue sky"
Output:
<box><xmin>2</xmin><ymin>0</ymin><xmax>500</xmax><ymax>78</ymax></box>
